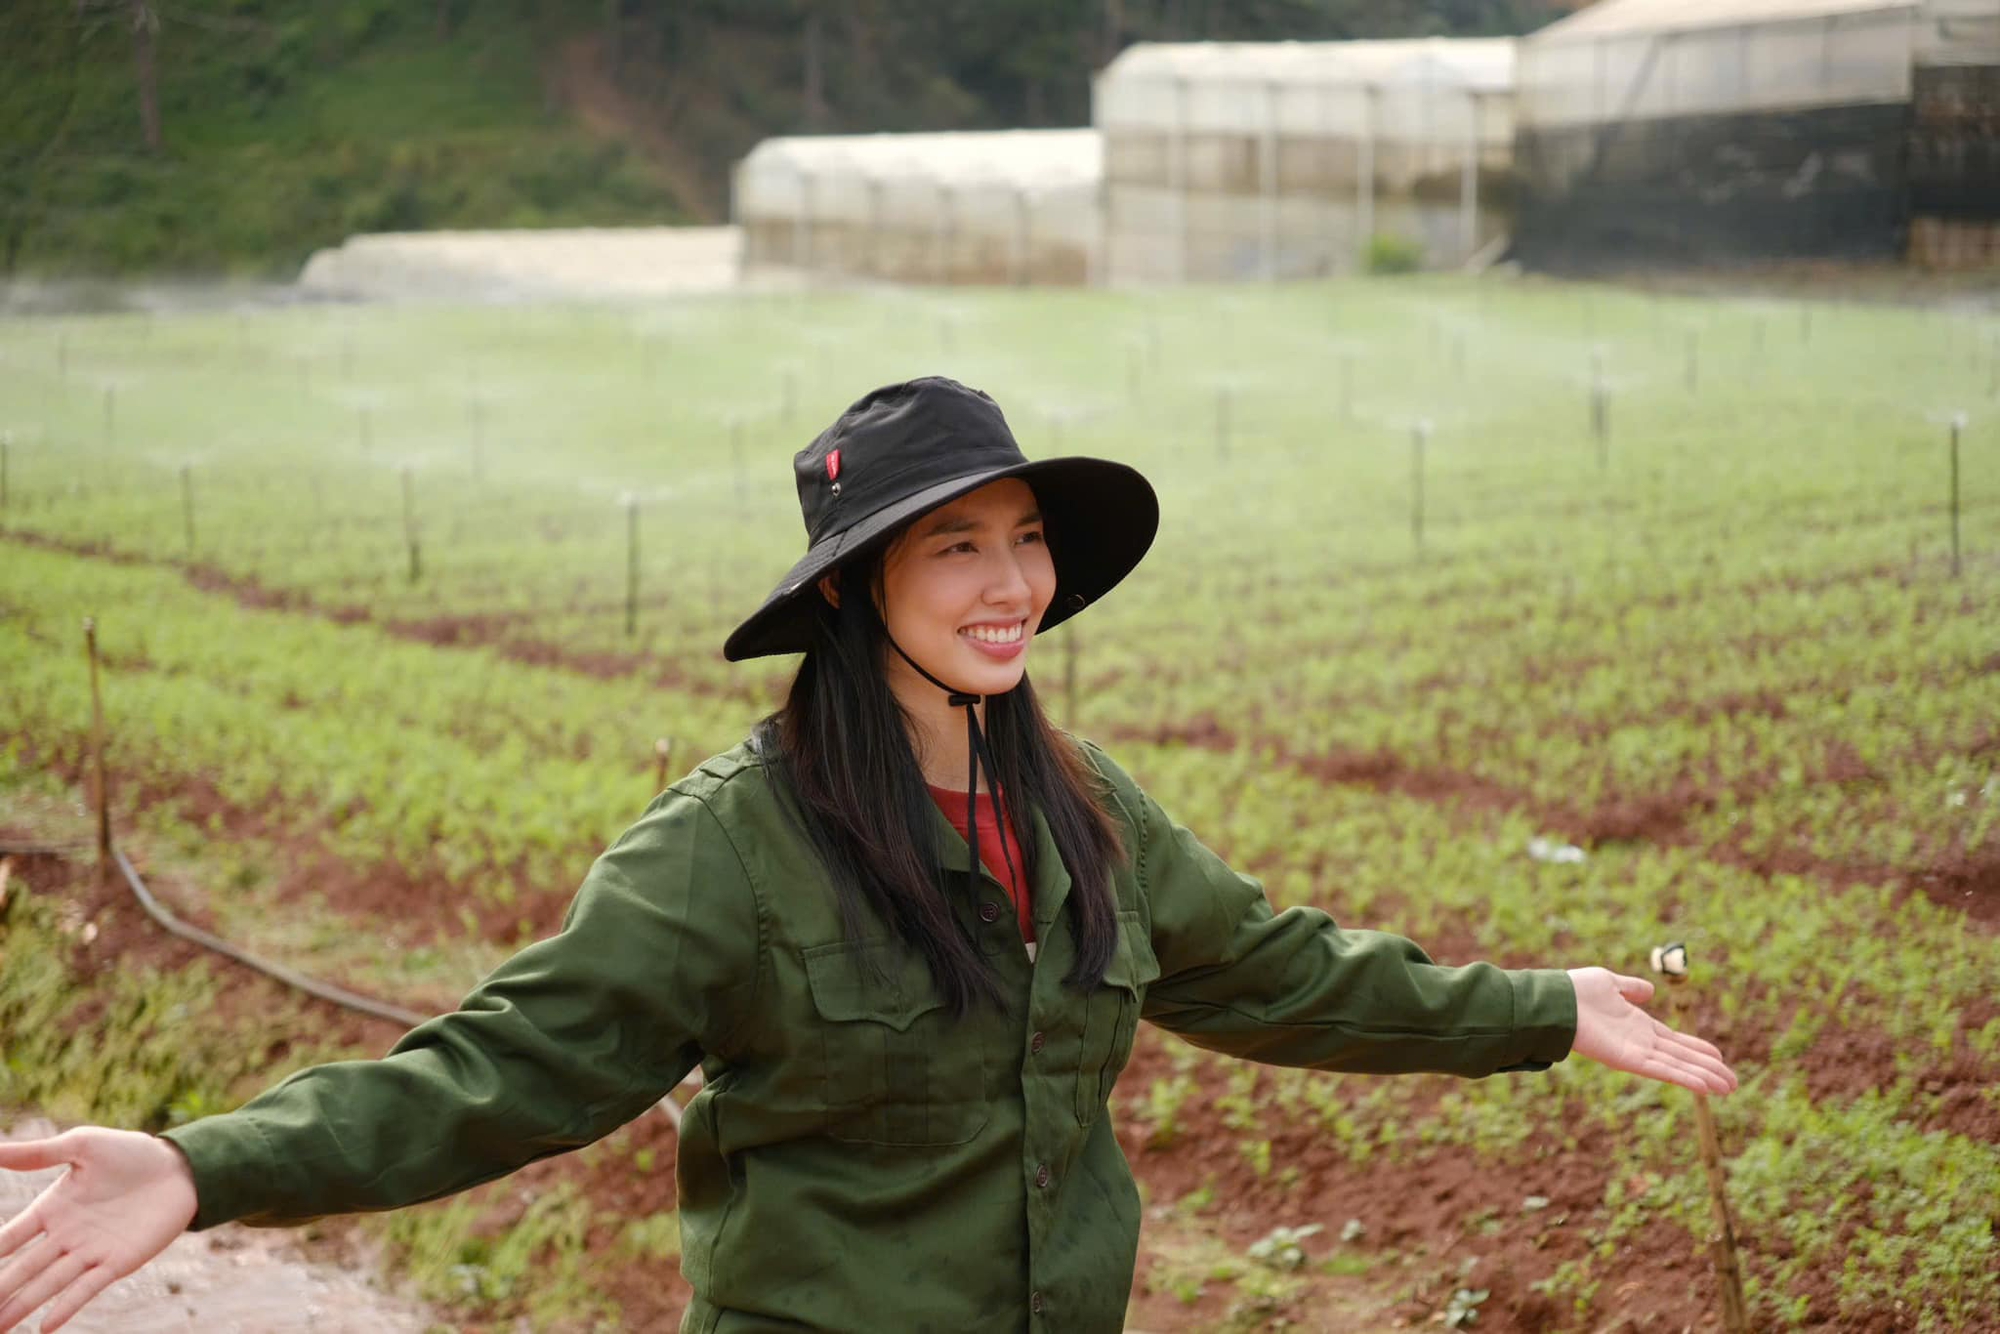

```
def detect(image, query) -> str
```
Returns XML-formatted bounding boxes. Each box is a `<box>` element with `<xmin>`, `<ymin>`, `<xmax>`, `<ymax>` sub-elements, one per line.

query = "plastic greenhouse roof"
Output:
<box><xmin>1098</xmin><ymin>38</ymin><xmax>1516</xmax><ymax>92</ymax></box>
<box><xmin>1528</xmin><ymin>0</ymin><xmax>1917</xmax><ymax>41</ymax></box>
<box><xmin>735</xmin><ymin>129</ymin><xmax>1102</xmax><ymax>189</ymax></box>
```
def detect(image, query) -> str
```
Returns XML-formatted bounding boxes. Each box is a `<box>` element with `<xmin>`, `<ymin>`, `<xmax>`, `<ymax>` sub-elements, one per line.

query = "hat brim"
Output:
<box><xmin>723</xmin><ymin>456</ymin><xmax>1158</xmax><ymax>661</ymax></box>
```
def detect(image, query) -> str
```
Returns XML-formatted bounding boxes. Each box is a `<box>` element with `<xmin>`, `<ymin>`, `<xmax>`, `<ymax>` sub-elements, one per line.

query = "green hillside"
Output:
<box><xmin>2</xmin><ymin>0</ymin><xmax>1558</xmax><ymax>280</ymax></box>
<box><xmin>0</xmin><ymin>1</ymin><xmax>692</xmax><ymax>278</ymax></box>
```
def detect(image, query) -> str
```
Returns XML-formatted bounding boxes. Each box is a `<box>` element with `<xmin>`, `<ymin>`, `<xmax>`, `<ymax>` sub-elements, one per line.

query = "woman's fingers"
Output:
<box><xmin>0</xmin><ymin>1248</ymin><xmax>88</xmax><ymax>1334</ymax></box>
<box><xmin>1613</xmin><ymin>973</ymin><xmax>1654</xmax><ymax>1005</ymax></box>
<box><xmin>0</xmin><ymin>1139</ymin><xmax>70</xmax><ymax>1175</ymax></box>
<box><xmin>37</xmin><ymin>1264</ymin><xmax>114</xmax><ymax>1334</ymax></box>
<box><xmin>0</xmin><ymin>1233</ymin><xmax>53</xmax><ymax>1312</ymax></box>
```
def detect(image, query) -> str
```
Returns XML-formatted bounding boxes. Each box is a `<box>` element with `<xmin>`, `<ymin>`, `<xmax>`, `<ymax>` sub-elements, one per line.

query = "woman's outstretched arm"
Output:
<box><xmin>1075</xmin><ymin>737</ymin><xmax>1735</xmax><ymax>1093</ymax></box>
<box><xmin>0</xmin><ymin>785</ymin><xmax>760</xmax><ymax>1332</ymax></box>
<box><xmin>0</xmin><ymin>1128</ymin><xmax>196</xmax><ymax>1333</ymax></box>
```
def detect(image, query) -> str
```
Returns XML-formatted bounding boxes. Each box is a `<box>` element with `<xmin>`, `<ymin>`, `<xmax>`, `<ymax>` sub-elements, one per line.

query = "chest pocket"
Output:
<box><xmin>804</xmin><ymin>940</ymin><xmax>989</xmax><ymax>1147</ymax></box>
<box><xmin>1075</xmin><ymin>910</ymin><xmax>1159</xmax><ymax>1126</ymax></box>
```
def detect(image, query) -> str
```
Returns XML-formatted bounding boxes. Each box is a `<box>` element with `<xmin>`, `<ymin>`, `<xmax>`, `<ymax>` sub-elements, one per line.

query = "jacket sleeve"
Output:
<box><xmin>1077</xmin><ymin>739</ymin><xmax>1575</xmax><ymax>1078</ymax></box>
<box><xmin>158</xmin><ymin>789</ymin><xmax>762</xmax><ymax>1230</ymax></box>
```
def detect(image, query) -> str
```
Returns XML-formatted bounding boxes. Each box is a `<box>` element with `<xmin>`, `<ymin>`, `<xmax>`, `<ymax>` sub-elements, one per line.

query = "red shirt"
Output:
<box><xmin>926</xmin><ymin>782</ymin><xmax>1035</xmax><ymax>946</ymax></box>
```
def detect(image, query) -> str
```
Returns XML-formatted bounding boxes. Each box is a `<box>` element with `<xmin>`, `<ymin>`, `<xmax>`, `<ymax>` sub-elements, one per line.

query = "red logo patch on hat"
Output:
<box><xmin>827</xmin><ymin>449</ymin><xmax>842</xmax><ymax>482</ymax></box>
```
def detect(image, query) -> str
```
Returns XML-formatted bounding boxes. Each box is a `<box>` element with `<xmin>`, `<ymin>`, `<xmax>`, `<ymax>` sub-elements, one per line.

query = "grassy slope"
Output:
<box><xmin>0</xmin><ymin>1</ymin><xmax>689</xmax><ymax>278</ymax></box>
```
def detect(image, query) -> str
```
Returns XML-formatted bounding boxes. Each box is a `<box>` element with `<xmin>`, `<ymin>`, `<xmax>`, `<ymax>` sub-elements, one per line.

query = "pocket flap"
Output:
<box><xmin>803</xmin><ymin>940</ymin><xmax>946</xmax><ymax>1032</ymax></box>
<box><xmin>1100</xmin><ymin>910</ymin><xmax>1160</xmax><ymax>992</ymax></box>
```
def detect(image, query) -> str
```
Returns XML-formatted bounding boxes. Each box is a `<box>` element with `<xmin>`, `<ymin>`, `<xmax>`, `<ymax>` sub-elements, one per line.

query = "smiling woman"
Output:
<box><xmin>0</xmin><ymin>376</ymin><xmax>1737</xmax><ymax>1334</ymax></box>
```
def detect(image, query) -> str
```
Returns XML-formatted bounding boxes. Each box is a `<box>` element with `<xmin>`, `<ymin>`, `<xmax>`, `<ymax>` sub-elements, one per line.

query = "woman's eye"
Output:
<box><xmin>1017</xmin><ymin>530</ymin><xmax>1045</xmax><ymax>545</ymax></box>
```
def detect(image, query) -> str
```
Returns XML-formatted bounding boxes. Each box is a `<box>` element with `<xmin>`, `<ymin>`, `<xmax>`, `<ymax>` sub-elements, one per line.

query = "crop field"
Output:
<box><xmin>1</xmin><ymin>276</ymin><xmax>1997</xmax><ymax>1332</ymax></box>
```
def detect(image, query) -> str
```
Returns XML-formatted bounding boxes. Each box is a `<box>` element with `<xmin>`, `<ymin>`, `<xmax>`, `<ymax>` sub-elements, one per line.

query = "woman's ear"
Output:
<box><xmin>817</xmin><ymin>572</ymin><xmax>841</xmax><ymax>609</ymax></box>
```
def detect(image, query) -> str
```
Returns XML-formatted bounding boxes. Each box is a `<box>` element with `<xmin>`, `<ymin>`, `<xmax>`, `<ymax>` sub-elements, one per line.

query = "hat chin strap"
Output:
<box><xmin>886</xmin><ymin>634</ymin><xmax>1026</xmax><ymax>923</ymax></box>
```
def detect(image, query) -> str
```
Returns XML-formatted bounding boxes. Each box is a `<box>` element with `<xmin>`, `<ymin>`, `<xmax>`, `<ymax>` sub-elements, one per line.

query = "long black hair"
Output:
<box><xmin>755</xmin><ymin>540</ymin><xmax>1125</xmax><ymax>1016</ymax></box>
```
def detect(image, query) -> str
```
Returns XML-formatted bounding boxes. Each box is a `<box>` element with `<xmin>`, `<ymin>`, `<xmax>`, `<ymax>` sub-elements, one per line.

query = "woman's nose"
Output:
<box><xmin>984</xmin><ymin>547</ymin><xmax>1033</xmax><ymax>604</ymax></box>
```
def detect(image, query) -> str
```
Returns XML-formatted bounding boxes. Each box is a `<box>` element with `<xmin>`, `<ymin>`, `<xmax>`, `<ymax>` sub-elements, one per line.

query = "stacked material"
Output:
<box><xmin>297</xmin><ymin>227</ymin><xmax>743</xmax><ymax>301</ymax></box>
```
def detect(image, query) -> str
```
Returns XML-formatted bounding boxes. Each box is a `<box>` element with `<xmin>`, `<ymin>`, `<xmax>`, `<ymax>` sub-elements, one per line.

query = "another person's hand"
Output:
<box><xmin>0</xmin><ymin>1126</ymin><xmax>199</xmax><ymax>1333</ymax></box>
<box><xmin>1566</xmin><ymin>967</ymin><xmax>1737</xmax><ymax>1094</ymax></box>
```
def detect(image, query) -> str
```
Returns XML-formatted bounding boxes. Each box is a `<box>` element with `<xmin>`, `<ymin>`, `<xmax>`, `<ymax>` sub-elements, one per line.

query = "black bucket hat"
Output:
<box><xmin>723</xmin><ymin>376</ymin><xmax>1157</xmax><ymax>663</ymax></box>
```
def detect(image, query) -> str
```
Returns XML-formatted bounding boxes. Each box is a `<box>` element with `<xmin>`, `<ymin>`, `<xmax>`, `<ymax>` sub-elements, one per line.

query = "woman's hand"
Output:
<box><xmin>0</xmin><ymin>1127</ymin><xmax>199</xmax><ymax>1333</ymax></box>
<box><xmin>1566</xmin><ymin>967</ymin><xmax>1738</xmax><ymax>1095</ymax></box>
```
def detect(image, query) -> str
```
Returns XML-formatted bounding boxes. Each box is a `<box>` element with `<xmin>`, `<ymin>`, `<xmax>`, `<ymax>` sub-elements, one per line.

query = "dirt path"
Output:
<box><xmin>0</xmin><ymin>1118</ymin><xmax>435</xmax><ymax>1334</ymax></box>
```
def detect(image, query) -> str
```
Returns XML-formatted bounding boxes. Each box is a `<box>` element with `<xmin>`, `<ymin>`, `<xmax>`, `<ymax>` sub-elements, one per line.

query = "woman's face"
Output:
<box><xmin>875</xmin><ymin>478</ymin><xmax>1055</xmax><ymax>699</ymax></box>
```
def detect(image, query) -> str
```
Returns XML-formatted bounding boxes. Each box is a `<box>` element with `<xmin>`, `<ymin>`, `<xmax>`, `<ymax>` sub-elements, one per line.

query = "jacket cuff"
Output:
<box><xmin>1495</xmin><ymin>968</ymin><xmax>1578</xmax><ymax>1073</ymax></box>
<box><xmin>157</xmin><ymin>1113</ymin><xmax>277</xmax><ymax>1232</ymax></box>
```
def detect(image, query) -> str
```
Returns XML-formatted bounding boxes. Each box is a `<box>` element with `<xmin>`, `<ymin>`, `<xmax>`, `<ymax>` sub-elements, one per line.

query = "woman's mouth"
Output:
<box><xmin>959</xmin><ymin>621</ymin><xmax>1026</xmax><ymax>659</ymax></box>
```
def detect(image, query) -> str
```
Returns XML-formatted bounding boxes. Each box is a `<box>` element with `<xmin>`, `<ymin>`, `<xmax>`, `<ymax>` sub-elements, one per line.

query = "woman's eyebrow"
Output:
<box><xmin>918</xmin><ymin>509</ymin><xmax>1042</xmax><ymax>538</ymax></box>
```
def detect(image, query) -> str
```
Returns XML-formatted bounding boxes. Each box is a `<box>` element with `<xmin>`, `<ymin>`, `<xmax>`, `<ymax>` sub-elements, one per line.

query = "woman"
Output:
<box><xmin>0</xmin><ymin>377</ymin><xmax>1734</xmax><ymax>1334</ymax></box>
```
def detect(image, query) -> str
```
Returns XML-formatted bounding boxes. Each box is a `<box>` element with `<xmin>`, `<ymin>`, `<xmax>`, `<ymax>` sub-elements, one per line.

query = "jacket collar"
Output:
<box><xmin>924</xmin><ymin>797</ymin><xmax>1074</xmax><ymax>934</ymax></box>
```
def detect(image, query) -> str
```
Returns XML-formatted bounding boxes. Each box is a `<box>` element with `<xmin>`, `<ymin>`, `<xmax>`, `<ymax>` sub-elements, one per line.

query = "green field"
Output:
<box><xmin>2</xmin><ymin>277</ymin><xmax>1997</xmax><ymax>1332</ymax></box>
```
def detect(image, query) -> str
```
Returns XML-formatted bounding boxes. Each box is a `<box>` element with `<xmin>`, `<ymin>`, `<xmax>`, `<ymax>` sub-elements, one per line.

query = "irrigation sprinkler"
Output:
<box><xmin>1</xmin><ymin>431</ymin><xmax>10</xmax><ymax>509</ymax></box>
<box><xmin>1214</xmin><ymin>385</ymin><xmax>1233</xmax><ymax>460</ymax></box>
<box><xmin>1591</xmin><ymin>376</ymin><xmax>1610</xmax><ymax>471</ymax></box>
<box><xmin>1799</xmin><ymin>304</ymin><xmax>1812</xmax><ymax>345</ymax></box>
<box><xmin>730</xmin><ymin>415</ymin><xmax>747</xmax><ymax>504</ymax></box>
<box><xmin>400</xmin><ymin>466</ymin><xmax>421</xmax><ymax>584</ymax></box>
<box><xmin>1649</xmin><ymin>942</ymin><xmax>1750</xmax><ymax>1334</ymax></box>
<box><xmin>102</xmin><ymin>384</ymin><xmax>117</xmax><ymax>450</ymax></box>
<box><xmin>56</xmin><ymin>333</ymin><xmax>68</xmax><ymax>380</ymax></box>
<box><xmin>179</xmin><ymin>464</ymin><xmax>195</xmax><ymax>556</ymax></box>
<box><xmin>1683</xmin><ymin>329</ymin><xmax>1699</xmax><ymax>394</ymax></box>
<box><xmin>83</xmin><ymin>618</ymin><xmax>112</xmax><ymax>879</ymax></box>
<box><xmin>1341</xmin><ymin>351</ymin><xmax>1355</xmax><ymax>421</ymax></box>
<box><xmin>1949</xmin><ymin>411</ymin><xmax>1965</xmax><ymax>579</ymax></box>
<box><xmin>468</xmin><ymin>397</ymin><xmax>485</xmax><ymax>480</ymax></box>
<box><xmin>653</xmin><ymin>737</ymin><xmax>673</xmax><ymax>794</ymax></box>
<box><xmin>1411</xmin><ymin>418</ymin><xmax>1432</xmax><ymax>551</ymax></box>
<box><xmin>625</xmin><ymin>496</ymin><xmax>641</xmax><ymax>637</ymax></box>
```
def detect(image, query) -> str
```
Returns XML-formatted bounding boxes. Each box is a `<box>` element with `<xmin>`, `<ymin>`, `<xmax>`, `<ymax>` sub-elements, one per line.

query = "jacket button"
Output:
<box><xmin>1030</xmin><ymin>1030</ymin><xmax>1045</xmax><ymax>1054</ymax></box>
<box><xmin>1034</xmin><ymin>1163</ymin><xmax>1051</xmax><ymax>1188</ymax></box>
<box><xmin>1030</xmin><ymin>1291</ymin><xmax>1045</xmax><ymax>1315</ymax></box>
<box><xmin>978</xmin><ymin>902</ymin><xmax>1001</xmax><ymax>923</ymax></box>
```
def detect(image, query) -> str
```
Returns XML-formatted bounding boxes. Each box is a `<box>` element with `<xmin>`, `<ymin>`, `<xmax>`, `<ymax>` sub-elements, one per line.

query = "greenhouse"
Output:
<box><xmin>732</xmin><ymin>130</ymin><xmax>1104</xmax><ymax>286</ymax></box>
<box><xmin>1512</xmin><ymin>0</ymin><xmax>2000</xmax><ymax>269</ymax></box>
<box><xmin>1092</xmin><ymin>38</ymin><xmax>1518</xmax><ymax>284</ymax></box>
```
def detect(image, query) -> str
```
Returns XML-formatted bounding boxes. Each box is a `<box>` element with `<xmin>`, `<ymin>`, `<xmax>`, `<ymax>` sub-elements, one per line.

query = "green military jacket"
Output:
<box><xmin>162</xmin><ymin>734</ymin><xmax>1577</xmax><ymax>1333</ymax></box>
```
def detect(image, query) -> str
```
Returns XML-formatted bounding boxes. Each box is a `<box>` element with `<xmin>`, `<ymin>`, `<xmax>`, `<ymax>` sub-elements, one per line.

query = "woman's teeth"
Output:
<box><xmin>961</xmin><ymin>623</ymin><xmax>1022</xmax><ymax>644</ymax></box>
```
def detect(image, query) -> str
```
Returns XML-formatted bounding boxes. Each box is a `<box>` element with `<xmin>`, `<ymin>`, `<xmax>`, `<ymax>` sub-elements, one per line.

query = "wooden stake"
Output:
<box><xmin>1949</xmin><ymin>412</ymin><xmax>1964</xmax><ymax>579</ymax></box>
<box><xmin>1</xmin><ymin>431</ymin><xmax>10</xmax><ymax>510</ymax></box>
<box><xmin>83</xmin><ymin>618</ymin><xmax>112</xmax><ymax>879</ymax></box>
<box><xmin>653</xmin><ymin>737</ymin><xmax>673</xmax><ymax>794</ymax></box>
<box><xmin>401</xmin><ymin>467</ymin><xmax>420</xmax><ymax>584</ymax></box>
<box><xmin>1064</xmin><ymin>624</ymin><xmax>1079</xmax><ymax>731</ymax></box>
<box><xmin>179</xmin><ymin>464</ymin><xmax>195</xmax><ymax>555</ymax></box>
<box><xmin>1411</xmin><ymin>419</ymin><xmax>1431</xmax><ymax>551</ymax></box>
<box><xmin>1652</xmin><ymin>942</ymin><xmax>1750</xmax><ymax>1334</ymax></box>
<box><xmin>1591</xmin><ymin>379</ymin><xmax>1610</xmax><ymax>470</ymax></box>
<box><xmin>625</xmin><ymin>497</ymin><xmax>640</xmax><ymax>637</ymax></box>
